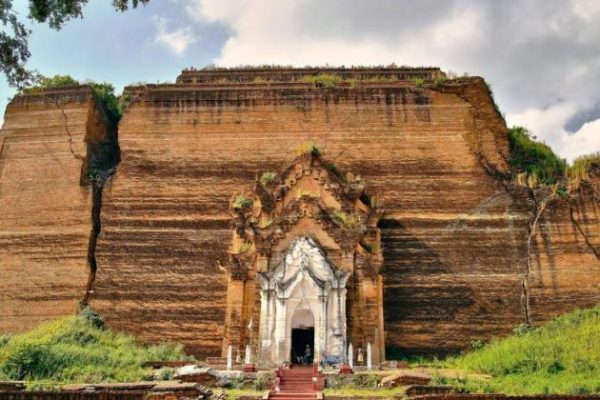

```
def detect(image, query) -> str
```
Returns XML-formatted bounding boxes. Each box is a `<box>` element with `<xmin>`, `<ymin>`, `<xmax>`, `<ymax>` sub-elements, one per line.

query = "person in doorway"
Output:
<box><xmin>304</xmin><ymin>344</ymin><xmax>312</xmax><ymax>364</ymax></box>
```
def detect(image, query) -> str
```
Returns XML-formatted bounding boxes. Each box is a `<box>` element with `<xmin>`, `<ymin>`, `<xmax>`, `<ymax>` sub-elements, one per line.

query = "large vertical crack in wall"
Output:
<box><xmin>81</xmin><ymin>182</ymin><xmax>103</xmax><ymax>306</ymax></box>
<box><xmin>78</xmin><ymin>91</ymin><xmax>120</xmax><ymax>308</ymax></box>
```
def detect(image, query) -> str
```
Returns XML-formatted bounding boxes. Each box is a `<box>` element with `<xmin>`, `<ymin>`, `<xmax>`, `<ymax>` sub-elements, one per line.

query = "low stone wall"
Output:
<box><xmin>410</xmin><ymin>395</ymin><xmax>600</xmax><ymax>400</ymax></box>
<box><xmin>325</xmin><ymin>395</ymin><xmax>600</xmax><ymax>400</ymax></box>
<box><xmin>0</xmin><ymin>391</ymin><xmax>147</xmax><ymax>400</ymax></box>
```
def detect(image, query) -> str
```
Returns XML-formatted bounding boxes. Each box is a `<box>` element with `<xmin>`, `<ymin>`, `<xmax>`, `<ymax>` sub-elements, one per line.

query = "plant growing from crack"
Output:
<box><xmin>295</xmin><ymin>142</ymin><xmax>321</xmax><ymax>157</ymax></box>
<box><xmin>259</xmin><ymin>171</ymin><xmax>277</xmax><ymax>186</ymax></box>
<box><xmin>233</xmin><ymin>194</ymin><xmax>253</xmax><ymax>210</ymax></box>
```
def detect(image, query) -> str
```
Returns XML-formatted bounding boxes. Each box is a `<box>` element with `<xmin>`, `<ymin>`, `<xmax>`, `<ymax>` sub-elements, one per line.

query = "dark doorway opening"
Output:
<box><xmin>291</xmin><ymin>327</ymin><xmax>314</xmax><ymax>364</ymax></box>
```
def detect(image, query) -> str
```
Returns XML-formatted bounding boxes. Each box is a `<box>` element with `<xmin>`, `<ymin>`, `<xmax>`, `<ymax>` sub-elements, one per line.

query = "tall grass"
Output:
<box><xmin>445</xmin><ymin>305</ymin><xmax>600</xmax><ymax>394</ymax></box>
<box><xmin>0</xmin><ymin>314</ymin><xmax>185</xmax><ymax>387</ymax></box>
<box><xmin>508</xmin><ymin>126</ymin><xmax>567</xmax><ymax>185</ymax></box>
<box><xmin>568</xmin><ymin>152</ymin><xmax>600</xmax><ymax>187</ymax></box>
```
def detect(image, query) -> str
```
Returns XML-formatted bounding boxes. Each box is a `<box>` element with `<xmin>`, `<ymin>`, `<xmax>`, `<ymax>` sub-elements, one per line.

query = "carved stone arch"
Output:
<box><xmin>221</xmin><ymin>150</ymin><xmax>386</xmax><ymax>365</ymax></box>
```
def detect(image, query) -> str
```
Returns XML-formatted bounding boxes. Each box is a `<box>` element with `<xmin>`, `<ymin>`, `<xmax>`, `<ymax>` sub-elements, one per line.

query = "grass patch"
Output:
<box><xmin>508</xmin><ymin>126</ymin><xmax>567</xmax><ymax>185</ymax></box>
<box><xmin>568</xmin><ymin>152</ymin><xmax>600</xmax><ymax>186</ymax></box>
<box><xmin>444</xmin><ymin>305</ymin><xmax>600</xmax><ymax>394</ymax></box>
<box><xmin>323</xmin><ymin>386</ymin><xmax>405</xmax><ymax>399</ymax></box>
<box><xmin>218</xmin><ymin>388</ymin><xmax>264</xmax><ymax>400</ymax></box>
<box><xmin>0</xmin><ymin>311</ymin><xmax>186</xmax><ymax>387</ymax></box>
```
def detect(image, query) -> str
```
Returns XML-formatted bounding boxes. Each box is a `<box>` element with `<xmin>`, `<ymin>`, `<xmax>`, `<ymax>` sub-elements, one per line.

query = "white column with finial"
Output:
<box><xmin>348</xmin><ymin>343</ymin><xmax>354</xmax><ymax>369</ymax></box>
<box><xmin>367</xmin><ymin>342</ymin><xmax>372</xmax><ymax>371</ymax></box>
<box><xmin>245</xmin><ymin>344</ymin><xmax>252</xmax><ymax>364</ymax></box>
<box><xmin>227</xmin><ymin>344</ymin><xmax>233</xmax><ymax>370</ymax></box>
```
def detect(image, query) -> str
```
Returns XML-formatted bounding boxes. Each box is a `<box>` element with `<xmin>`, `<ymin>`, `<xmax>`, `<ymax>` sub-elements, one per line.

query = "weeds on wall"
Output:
<box><xmin>233</xmin><ymin>194</ymin><xmax>253</xmax><ymax>210</ymax></box>
<box><xmin>332</xmin><ymin>210</ymin><xmax>358</xmax><ymax>228</ymax></box>
<box><xmin>301</xmin><ymin>73</ymin><xmax>342</xmax><ymax>88</ymax></box>
<box><xmin>259</xmin><ymin>171</ymin><xmax>278</xmax><ymax>186</ymax></box>
<box><xmin>295</xmin><ymin>142</ymin><xmax>322</xmax><ymax>157</ymax></box>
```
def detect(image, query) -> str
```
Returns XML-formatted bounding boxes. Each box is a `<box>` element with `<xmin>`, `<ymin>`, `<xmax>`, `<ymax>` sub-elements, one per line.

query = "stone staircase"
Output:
<box><xmin>269</xmin><ymin>366</ymin><xmax>319</xmax><ymax>400</ymax></box>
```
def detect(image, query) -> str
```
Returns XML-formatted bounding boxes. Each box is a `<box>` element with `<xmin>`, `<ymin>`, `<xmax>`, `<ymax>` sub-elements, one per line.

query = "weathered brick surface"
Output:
<box><xmin>0</xmin><ymin>69</ymin><xmax>598</xmax><ymax>358</ymax></box>
<box><xmin>0</xmin><ymin>87</ymin><xmax>101</xmax><ymax>333</ymax></box>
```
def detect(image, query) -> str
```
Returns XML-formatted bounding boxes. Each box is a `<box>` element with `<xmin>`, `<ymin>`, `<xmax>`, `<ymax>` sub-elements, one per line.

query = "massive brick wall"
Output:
<box><xmin>0</xmin><ymin>87</ymin><xmax>103</xmax><ymax>332</ymax></box>
<box><xmin>91</xmin><ymin>75</ymin><xmax>528</xmax><ymax>356</ymax></box>
<box><xmin>1</xmin><ymin>69</ymin><xmax>598</xmax><ymax>358</ymax></box>
<box><xmin>528</xmin><ymin>181</ymin><xmax>600</xmax><ymax>324</ymax></box>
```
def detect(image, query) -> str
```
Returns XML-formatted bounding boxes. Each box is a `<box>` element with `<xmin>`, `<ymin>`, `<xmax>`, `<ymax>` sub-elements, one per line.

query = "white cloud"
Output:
<box><xmin>182</xmin><ymin>0</ymin><xmax>600</xmax><ymax>160</ymax></box>
<box><xmin>153</xmin><ymin>17</ymin><xmax>197</xmax><ymax>56</ymax></box>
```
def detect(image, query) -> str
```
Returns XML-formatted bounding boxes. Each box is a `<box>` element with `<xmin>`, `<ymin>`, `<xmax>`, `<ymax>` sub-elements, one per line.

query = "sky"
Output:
<box><xmin>1</xmin><ymin>0</ymin><xmax>599</xmax><ymax>162</ymax></box>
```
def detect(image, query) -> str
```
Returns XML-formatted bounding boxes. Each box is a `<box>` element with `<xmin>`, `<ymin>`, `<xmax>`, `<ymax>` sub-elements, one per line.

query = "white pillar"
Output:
<box><xmin>367</xmin><ymin>342</ymin><xmax>372</xmax><ymax>371</ymax></box>
<box><xmin>227</xmin><ymin>345</ymin><xmax>233</xmax><ymax>370</ymax></box>
<box><xmin>348</xmin><ymin>343</ymin><xmax>354</xmax><ymax>368</ymax></box>
<box><xmin>319</xmin><ymin>294</ymin><xmax>327</xmax><ymax>362</ymax></box>
<box><xmin>245</xmin><ymin>344</ymin><xmax>252</xmax><ymax>364</ymax></box>
<box><xmin>275</xmin><ymin>298</ymin><xmax>287</xmax><ymax>362</ymax></box>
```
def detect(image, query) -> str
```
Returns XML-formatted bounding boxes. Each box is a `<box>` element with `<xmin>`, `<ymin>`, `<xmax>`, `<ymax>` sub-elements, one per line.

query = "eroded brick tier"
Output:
<box><xmin>0</xmin><ymin>67</ymin><xmax>598</xmax><ymax>358</ymax></box>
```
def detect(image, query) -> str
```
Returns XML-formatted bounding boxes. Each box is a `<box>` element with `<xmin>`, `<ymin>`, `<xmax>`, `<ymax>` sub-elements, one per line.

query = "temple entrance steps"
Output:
<box><xmin>268</xmin><ymin>365</ymin><xmax>320</xmax><ymax>400</ymax></box>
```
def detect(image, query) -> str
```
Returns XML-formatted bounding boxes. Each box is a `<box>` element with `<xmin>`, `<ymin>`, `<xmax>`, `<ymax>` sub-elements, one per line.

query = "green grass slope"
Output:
<box><xmin>0</xmin><ymin>310</ymin><xmax>186</xmax><ymax>388</ymax></box>
<box><xmin>443</xmin><ymin>305</ymin><xmax>600</xmax><ymax>394</ymax></box>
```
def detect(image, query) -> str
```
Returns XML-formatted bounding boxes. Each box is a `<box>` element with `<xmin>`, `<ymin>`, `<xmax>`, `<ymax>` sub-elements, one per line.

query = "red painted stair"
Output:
<box><xmin>269</xmin><ymin>365</ymin><xmax>319</xmax><ymax>400</ymax></box>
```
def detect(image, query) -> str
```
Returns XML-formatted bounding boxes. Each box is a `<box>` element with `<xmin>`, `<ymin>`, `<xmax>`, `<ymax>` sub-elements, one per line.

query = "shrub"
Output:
<box><xmin>302</xmin><ymin>73</ymin><xmax>342</xmax><ymax>88</ymax></box>
<box><xmin>254</xmin><ymin>374</ymin><xmax>273</xmax><ymax>390</ymax></box>
<box><xmin>332</xmin><ymin>210</ymin><xmax>358</xmax><ymax>228</ymax></box>
<box><xmin>89</xmin><ymin>82</ymin><xmax>121</xmax><ymax>125</ymax></box>
<box><xmin>232</xmin><ymin>194</ymin><xmax>253</xmax><ymax>210</ymax></box>
<box><xmin>412</xmin><ymin>77</ymin><xmax>425</xmax><ymax>87</ymax></box>
<box><xmin>158</xmin><ymin>367</ymin><xmax>176</xmax><ymax>381</ymax></box>
<box><xmin>228</xmin><ymin>376</ymin><xmax>247</xmax><ymax>389</ymax></box>
<box><xmin>508</xmin><ymin>126</ymin><xmax>567</xmax><ymax>185</ymax></box>
<box><xmin>81</xmin><ymin>307</ymin><xmax>105</xmax><ymax>330</ymax></box>
<box><xmin>351</xmin><ymin>373</ymin><xmax>381</xmax><ymax>388</ymax></box>
<box><xmin>569</xmin><ymin>152</ymin><xmax>600</xmax><ymax>184</ymax></box>
<box><xmin>434</xmin><ymin>76</ymin><xmax>447</xmax><ymax>87</ymax></box>
<box><xmin>295</xmin><ymin>142</ymin><xmax>321</xmax><ymax>157</ymax></box>
<box><xmin>470</xmin><ymin>340</ymin><xmax>484</xmax><ymax>350</ymax></box>
<box><xmin>259</xmin><ymin>172</ymin><xmax>277</xmax><ymax>186</ymax></box>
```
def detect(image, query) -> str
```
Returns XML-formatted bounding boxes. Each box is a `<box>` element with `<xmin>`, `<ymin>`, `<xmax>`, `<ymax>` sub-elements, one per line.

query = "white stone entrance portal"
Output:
<box><xmin>257</xmin><ymin>237</ymin><xmax>350</xmax><ymax>364</ymax></box>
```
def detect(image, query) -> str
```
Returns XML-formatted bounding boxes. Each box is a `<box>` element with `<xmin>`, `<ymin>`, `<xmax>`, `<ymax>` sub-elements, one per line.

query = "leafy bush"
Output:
<box><xmin>470</xmin><ymin>340</ymin><xmax>484</xmax><ymax>350</ymax></box>
<box><xmin>259</xmin><ymin>172</ymin><xmax>277</xmax><ymax>186</ymax></box>
<box><xmin>412</xmin><ymin>77</ymin><xmax>425</xmax><ymax>87</ymax></box>
<box><xmin>351</xmin><ymin>373</ymin><xmax>381</xmax><ymax>388</ymax></box>
<box><xmin>434</xmin><ymin>76</ymin><xmax>447</xmax><ymax>87</ymax></box>
<box><xmin>302</xmin><ymin>73</ymin><xmax>342</xmax><ymax>88</ymax></box>
<box><xmin>332</xmin><ymin>210</ymin><xmax>358</xmax><ymax>228</ymax></box>
<box><xmin>508</xmin><ymin>126</ymin><xmax>567</xmax><ymax>185</ymax></box>
<box><xmin>89</xmin><ymin>82</ymin><xmax>121</xmax><ymax>125</ymax></box>
<box><xmin>446</xmin><ymin>305</ymin><xmax>600</xmax><ymax>394</ymax></box>
<box><xmin>158</xmin><ymin>367</ymin><xmax>176</xmax><ymax>381</ymax></box>
<box><xmin>227</xmin><ymin>376</ymin><xmax>247</xmax><ymax>389</ymax></box>
<box><xmin>81</xmin><ymin>306</ymin><xmax>105</xmax><ymax>330</ymax></box>
<box><xmin>254</xmin><ymin>374</ymin><xmax>273</xmax><ymax>390</ymax></box>
<box><xmin>232</xmin><ymin>194</ymin><xmax>253</xmax><ymax>210</ymax></box>
<box><xmin>0</xmin><ymin>315</ymin><xmax>184</xmax><ymax>385</ymax></box>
